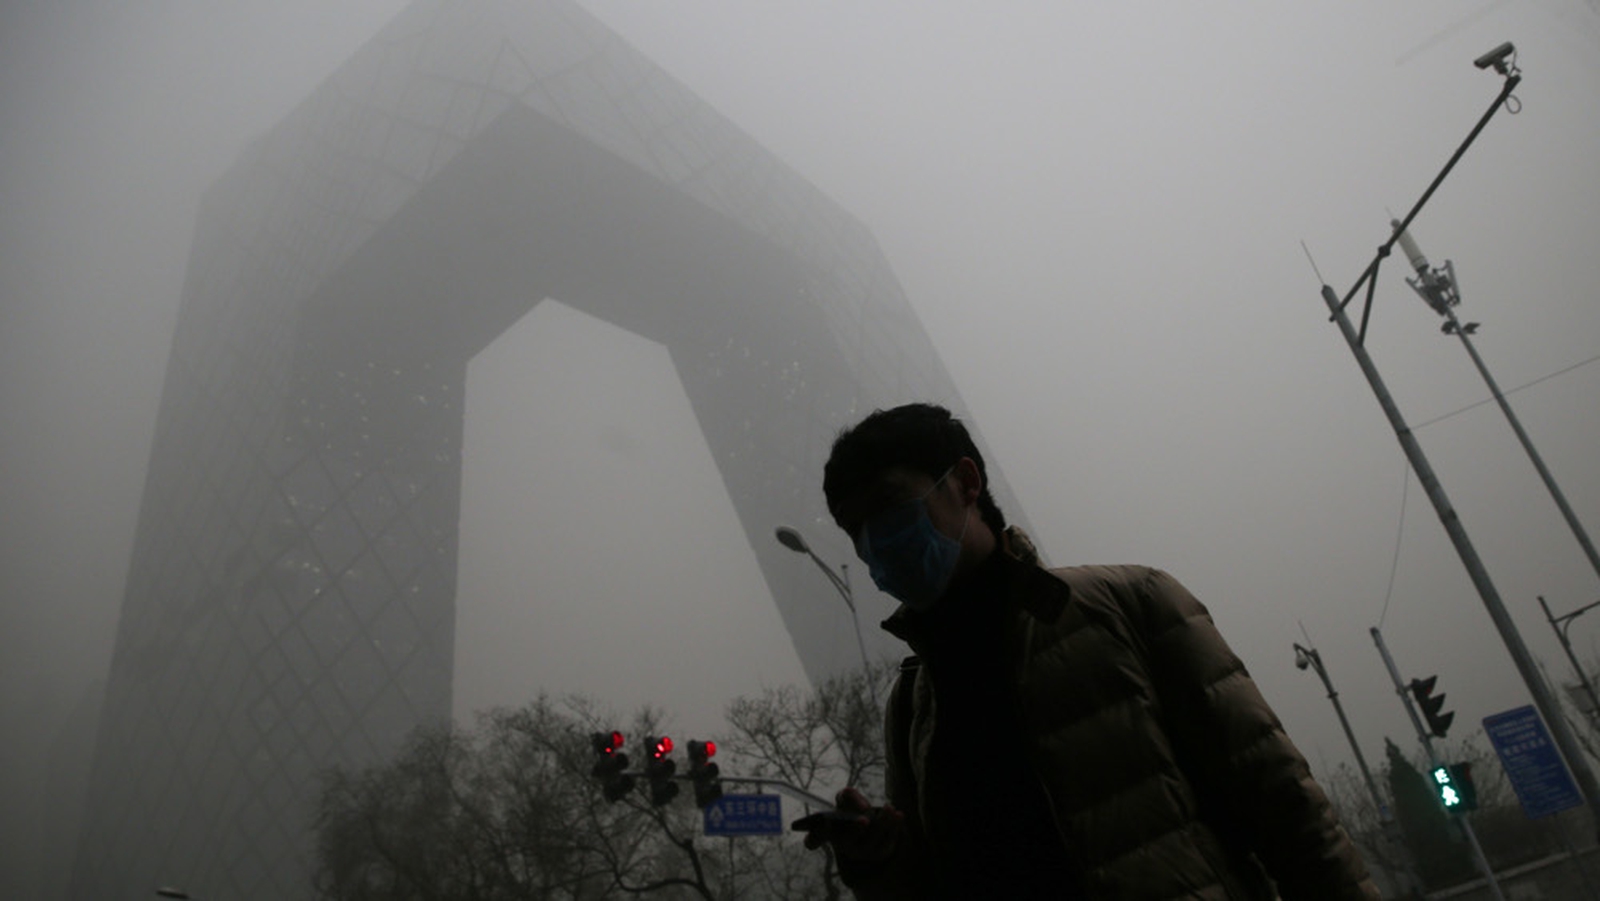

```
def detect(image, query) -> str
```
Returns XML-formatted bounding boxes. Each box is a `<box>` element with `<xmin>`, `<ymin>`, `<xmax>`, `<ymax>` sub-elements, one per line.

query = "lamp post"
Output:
<box><xmin>1294</xmin><ymin>641</ymin><xmax>1422</xmax><ymax>896</ymax></box>
<box><xmin>1538</xmin><ymin>596</ymin><xmax>1600</xmax><ymax>728</ymax></box>
<box><xmin>775</xmin><ymin>525</ymin><xmax>876</xmax><ymax>702</ymax></box>
<box><xmin>1293</xmin><ymin>643</ymin><xmax>1388</xmax><ymax>827</ymax></box>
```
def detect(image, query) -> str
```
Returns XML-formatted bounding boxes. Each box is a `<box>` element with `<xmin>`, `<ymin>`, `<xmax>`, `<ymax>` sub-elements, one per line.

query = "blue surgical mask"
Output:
<box><xmin>855</xmin><ymin>469</ymin><xmax>969</xmax><ymax>611</ymax></box>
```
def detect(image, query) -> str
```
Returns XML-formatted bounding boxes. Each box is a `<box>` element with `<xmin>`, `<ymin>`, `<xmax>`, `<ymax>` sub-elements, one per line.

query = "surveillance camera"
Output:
<box><xmin>1473</xmin><ymin>41</ymin><xmax>1515</xmax><ymax>73</ymax></box>
<box><xmin>1295</xmin><ymin>656</ymin><xmax>1309</xmax><ymax>671</ymax></box>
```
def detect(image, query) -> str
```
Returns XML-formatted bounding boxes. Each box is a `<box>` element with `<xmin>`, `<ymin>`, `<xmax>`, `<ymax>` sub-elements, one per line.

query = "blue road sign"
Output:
<box><xmin>1483</xmin><ymin>705</ymin><xmax>1584</xmax><ymax>820</ymax></box>
<box><xmin>703</xmin><ymin>793</ymin><xmax>783</xmax><ymax>837</ymax></box>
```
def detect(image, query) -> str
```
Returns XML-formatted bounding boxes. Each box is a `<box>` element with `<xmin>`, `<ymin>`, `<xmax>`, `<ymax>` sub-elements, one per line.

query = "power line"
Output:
<box><xmin>1375</xmin><ymin>350</ymin><xmax>1598</xmax><ymax>623</ymax></box>
<box><xmin>1377</xmin><ymin>462</ymin><xmax>1410</xmax><ymax>630</ymax></box>
<box><xmin>1393</xmin><ymin>0</ymin><xmax>1512</xmax><ymax>67</ymax></box>
<box><xmin>1413</xmin><ymin>351</ymin><xmax>1600</xmax><ymax>430</ymax></box>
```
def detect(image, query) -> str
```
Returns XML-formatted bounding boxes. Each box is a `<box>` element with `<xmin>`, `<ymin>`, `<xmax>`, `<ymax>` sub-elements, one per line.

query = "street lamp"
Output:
<box><xmin>775</xmin><ymin>525</ymin><xmax>876</xmax><ymax>701</ymax></box>
<box><xmin>1293</xmin><ymin>641</ymin><xmax>1421</xmax><ymax>895</ymax></box>
<box><xmin>1293</xmin><ymin>642</ymin><xmax>1384</xmax><ymax>812</ymax></box>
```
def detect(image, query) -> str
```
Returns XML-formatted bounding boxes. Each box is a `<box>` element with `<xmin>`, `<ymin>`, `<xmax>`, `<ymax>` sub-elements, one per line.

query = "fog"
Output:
<box><xmin>455</xmin><ymin>298</ymin><xmax>809</xmax><ymax>734</ymax></box>
<box><xmin>2</xmin><ymin>1</ymin><xmax>1598</xmax><ymax>895</ymax></box>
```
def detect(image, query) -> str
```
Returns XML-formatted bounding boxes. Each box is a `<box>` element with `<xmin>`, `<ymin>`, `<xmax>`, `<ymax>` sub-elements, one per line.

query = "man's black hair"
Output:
<box><xmin>823</xmin><ymin>402</ymin><xmax>1006</xmax><ymax>537</ymax></box>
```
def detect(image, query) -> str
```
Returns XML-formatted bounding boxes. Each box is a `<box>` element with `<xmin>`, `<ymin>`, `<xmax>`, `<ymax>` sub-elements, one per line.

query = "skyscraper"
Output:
<box><xmin>73</xmin><ymin>2</ymin><xmax>1024</xmax><ymax>897</ymax></box>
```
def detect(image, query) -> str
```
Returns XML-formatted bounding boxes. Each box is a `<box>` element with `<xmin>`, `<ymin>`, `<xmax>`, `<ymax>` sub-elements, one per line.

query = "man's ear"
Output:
<box><xmin>953</xmin><ymin>457</ymin><xmax>983</xmax><ymax>505</ymax></box>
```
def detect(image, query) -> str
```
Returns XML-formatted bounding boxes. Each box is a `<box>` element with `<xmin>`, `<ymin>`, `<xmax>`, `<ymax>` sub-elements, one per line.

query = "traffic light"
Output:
<box><xmin>686</xmin><ymin>739</ymin><xmax>723</xmax><ymax>808</ymax></box>
<box><xmin>1409</xmin><ymin>676</ymin><xmax>1455</xmax><ymax>738</ymax></box>
<box><xmin>644</xmin><ymin>735</ymin><xmax>679</xmax><ymax>806</ymax></box>
<box><xmin>590</xmin><ymin>731</ymin><xmax>635</xmax><ymax>803</ymax></box>
<box><xmin>1449</xmin><ymin>762</ymin><xmax>1479</xmax><ymax>811</ymax></box>
<box><xmin>1431</xmin><ymin>764</ymin><xmax>1464</xmax><ymax>810</ymax></box>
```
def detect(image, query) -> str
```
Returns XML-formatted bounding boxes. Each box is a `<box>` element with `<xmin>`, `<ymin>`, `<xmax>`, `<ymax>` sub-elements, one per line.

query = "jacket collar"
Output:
<box><xmin>881</xmin><ymin>526</ymin><xmax>1068</xmax><ymax>646</ymax></box>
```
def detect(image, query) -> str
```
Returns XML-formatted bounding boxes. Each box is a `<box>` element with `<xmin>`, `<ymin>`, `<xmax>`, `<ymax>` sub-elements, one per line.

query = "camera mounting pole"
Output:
<box><xmin>1330</xmin><ymin>60</ymin><xmax>1521</xmax><ymax>346</ymax></box>
<box><xmin>1315</xmin><ymin>44</ymin><xmax>1600</xmax><ymax>838</ymax></box>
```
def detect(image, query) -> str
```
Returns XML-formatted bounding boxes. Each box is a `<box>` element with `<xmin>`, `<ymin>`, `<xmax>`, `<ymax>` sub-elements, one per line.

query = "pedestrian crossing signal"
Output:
<box><xmin>1432</xmin><ymin>764</ymin><xmax>1476</xmax><ymax>811</ymax></box>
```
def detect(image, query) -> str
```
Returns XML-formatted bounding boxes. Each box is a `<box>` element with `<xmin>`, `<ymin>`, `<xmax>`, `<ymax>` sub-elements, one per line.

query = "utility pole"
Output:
<box><xmin>1373</xmin><ymin>628</ymin><xmax>1504</xmax><ymax>900</ymax></box>
<box><xmin>1393</xmin><ymin>222</ymin><xmax>1600</xmax><ymax>585</ymax></box>
<box><xmin>1316</xmin><ymin>44</ymin><xmax>1600</xmax><ymax>835</ymax></box>
<box><xmin>1294</xmin><ymin>640</ymin><xmax>1423</xmax><ymax>895</ymax></box>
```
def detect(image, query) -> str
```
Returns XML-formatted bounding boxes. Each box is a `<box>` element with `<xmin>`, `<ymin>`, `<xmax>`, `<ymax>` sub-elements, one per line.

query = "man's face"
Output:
<box><xmin>834</xmin><ymin>466</ymin><xmax>965</xmax><ymax>551</ymax></box>
<box><xmin>832</xmin><ymin>460</ymin><xmax>980</xmax><ymax>607</ymax></box>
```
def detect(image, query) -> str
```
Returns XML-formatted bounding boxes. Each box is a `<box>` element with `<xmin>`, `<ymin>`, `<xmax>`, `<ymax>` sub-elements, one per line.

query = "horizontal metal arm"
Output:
<box><xmin>718</xmin><ymin>776</ymin><xmax>835</xmax><ymax>809</ymax></box>
<box><xmin>618</xmin><ymin>770</ymin><xmax>836</xmax><ymax>809</ymax></box>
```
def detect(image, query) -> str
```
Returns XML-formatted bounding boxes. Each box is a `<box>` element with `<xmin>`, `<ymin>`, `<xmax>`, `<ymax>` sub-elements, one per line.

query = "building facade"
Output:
<box><xmin>73</xmin><ymin>2</ymin><xmax>1025</xmax><ymax>897</ymax></box>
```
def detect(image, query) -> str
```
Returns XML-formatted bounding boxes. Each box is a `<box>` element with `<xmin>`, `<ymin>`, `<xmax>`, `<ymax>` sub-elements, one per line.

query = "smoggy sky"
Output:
<box><xmin>2</xmin><ymin>1</ymin><xmax>1598</xmax><ymax>889</ymax></box>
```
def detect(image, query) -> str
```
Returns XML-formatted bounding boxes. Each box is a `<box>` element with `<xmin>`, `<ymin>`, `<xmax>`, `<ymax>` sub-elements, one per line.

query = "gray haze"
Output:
<box><xmin>3</xmin><ymin>1</ymin><xmax>1597</xmax><ymax>895</ymax></box>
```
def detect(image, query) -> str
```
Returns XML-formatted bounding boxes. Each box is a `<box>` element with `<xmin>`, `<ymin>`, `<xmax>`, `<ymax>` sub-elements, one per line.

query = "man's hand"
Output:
<box><xmin>792</xmin><ymin>788</ymin><xmax>904</xmax><ymax>863</ymax></box>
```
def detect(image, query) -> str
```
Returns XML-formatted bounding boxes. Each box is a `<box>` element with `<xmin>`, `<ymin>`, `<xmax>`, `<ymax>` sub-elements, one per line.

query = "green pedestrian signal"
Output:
<box><xmin>1432</xmin><ymin>764</ymin><xmax>1463</xmax><ymax>810</ymax></box>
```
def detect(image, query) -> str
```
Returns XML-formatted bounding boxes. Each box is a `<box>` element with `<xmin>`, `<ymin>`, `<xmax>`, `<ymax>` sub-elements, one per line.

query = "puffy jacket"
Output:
<box><xmin>844</xmin><ymin>529</ymin><xmax>1379</xmax><ymax>899</ymax></box>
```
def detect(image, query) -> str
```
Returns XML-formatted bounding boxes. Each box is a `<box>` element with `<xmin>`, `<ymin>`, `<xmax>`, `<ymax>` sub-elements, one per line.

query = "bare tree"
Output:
<box><xmin>312</xmin><ymin>663</ymin><xmax>898</xmax><ymax>900</ymax></box>
<box><xmin>312</xmin><ymin>696</ymin><xmax>716</xmax><ymax>900</ymax></box>
<box><xmin>724</xmin><ymin>659</ymin><xmax>895</xmax><ymax>799</ymax></box>
<box><xmin>718</xmin><ymin>658</ymin><xmax>896</xmax><ymax>900</ymax></box>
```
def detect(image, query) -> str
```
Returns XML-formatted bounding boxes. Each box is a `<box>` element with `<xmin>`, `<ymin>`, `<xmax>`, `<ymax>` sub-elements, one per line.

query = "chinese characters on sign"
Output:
<box><xmin>703</xmin><ymin>793</ymin><xmax>783</xmax><ymax>836</ymax></box>
<box><xmin>1483</xmin><ymin>705</ymin><xmax>1583</xmax><ymax>820</ymax></box>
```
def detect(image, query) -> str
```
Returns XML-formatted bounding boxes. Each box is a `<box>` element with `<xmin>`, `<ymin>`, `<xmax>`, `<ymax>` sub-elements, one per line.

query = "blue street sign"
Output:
<box><xmin>703</xmin><ymin>793</ymin><xmax>783</xmax><ymax>837</ymax></box>
<box><xmin>1483</xmin><ymin>705</ymin><xmax>1584</xmax><ymax>820</ymax></box>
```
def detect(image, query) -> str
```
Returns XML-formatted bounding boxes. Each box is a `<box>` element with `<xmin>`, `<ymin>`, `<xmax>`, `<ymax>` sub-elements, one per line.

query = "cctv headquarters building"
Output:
<box><xmin>72</xmin><ymin>1</ymin><xmax>1024</xmax><ymax>897</ymax></box>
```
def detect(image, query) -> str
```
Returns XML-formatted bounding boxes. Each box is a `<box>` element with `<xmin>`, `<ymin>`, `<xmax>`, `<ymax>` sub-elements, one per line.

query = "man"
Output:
<box><xmin>799</xmin><ymin>403</ymin><xmax>1377</xmax><ymax>899</ymax></box>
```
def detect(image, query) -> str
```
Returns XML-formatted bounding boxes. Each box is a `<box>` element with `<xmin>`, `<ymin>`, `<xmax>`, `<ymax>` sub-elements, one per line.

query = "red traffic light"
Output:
<box><xmin>650</xmin><ymin>735</ymin><xmax>673</xmax><ymax>759</ymax></box>
<box><xmin>591</xmin><ymin>731</ymin><xmax>625</xmax><ymax>755</ymax></box>
<box><xmin>685</xmin><ymin>739</ymin><xmax>721</xmax><ymax>807</ymax></box>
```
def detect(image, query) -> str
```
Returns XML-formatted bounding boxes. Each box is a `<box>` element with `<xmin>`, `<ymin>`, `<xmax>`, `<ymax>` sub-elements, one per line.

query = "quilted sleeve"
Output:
<box><xmin>1135</xmin><ymin>569</ymin><xmax>1381</xmax><ymax>901</ymax></box>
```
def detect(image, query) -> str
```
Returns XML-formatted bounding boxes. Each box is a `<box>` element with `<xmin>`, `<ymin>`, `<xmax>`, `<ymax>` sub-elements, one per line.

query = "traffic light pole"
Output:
<box><xmin>1373</xmin><ymin>627</ymin><xmax>1503</xmax><ymax>900</ymax></box>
